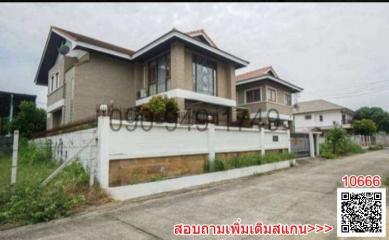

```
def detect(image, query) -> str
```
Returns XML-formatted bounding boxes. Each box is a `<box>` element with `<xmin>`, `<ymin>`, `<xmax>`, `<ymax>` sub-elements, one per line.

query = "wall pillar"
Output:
<box><xmin>97</xmin><ymin>115</ymin><xmax>110</xmax><ymax>188</ymax></box>
<box><xmin>208</xmin><ymin>123</ymin><xmax>215</xmax><ymax>162</ymax></box>
<box><xmin>315</xmin><ymin>133</ymin><xmax>320</xmax><ymax>156</ymax></box>
<box><xmin>260</xmin><ymin>127</ymin><xmax>265</xmax><ymax>156</ymax></box>
<box><xmin>287</xmin><ymin>129</ymin><xmax>291</xmax><ymax>153</ymax></box>
<box><xmin>309</xmin><ymin>132</ymin><xmax>315</xmax><ymax>158</ymax></box>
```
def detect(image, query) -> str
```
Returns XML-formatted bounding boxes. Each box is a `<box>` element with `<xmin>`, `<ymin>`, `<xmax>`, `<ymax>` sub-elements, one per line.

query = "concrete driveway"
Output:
<box><xmin>1</xmin><ymin>150</ymin><xmax>389</xmax><ymax>240</ymax></box>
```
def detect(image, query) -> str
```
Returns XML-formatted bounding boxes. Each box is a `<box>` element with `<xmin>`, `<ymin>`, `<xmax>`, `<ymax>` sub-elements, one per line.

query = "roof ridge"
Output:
<box><xmin>236</xmin><ymin>65</ymin><xmax>273</xmax><ymax>77</ymax></box>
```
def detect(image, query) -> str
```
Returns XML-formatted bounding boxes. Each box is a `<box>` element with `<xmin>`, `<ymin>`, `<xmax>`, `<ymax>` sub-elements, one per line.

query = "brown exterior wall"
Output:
<box><xmin>72</xmin><ymin>52</ymin><xmax>135</xmax><ymax>121</ymax></box>
<box><xmin>236</xmin><ymin>79</ymin><xmax>294</xmax><ymax>118</ymax></box>
<box><xmin>109</xmin><ymin>154</ymin><xmax>208</xmax><ymax>187</ymax></box>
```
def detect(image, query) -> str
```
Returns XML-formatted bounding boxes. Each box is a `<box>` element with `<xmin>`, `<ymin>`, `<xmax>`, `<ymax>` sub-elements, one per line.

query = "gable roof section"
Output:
<box><xmin>35</xmin><ymin>27</ymin><xmax>249</xmax><ymax>86</ymax></box>
<box><xmin>186</xmin><ymin>29</ymin><xmax>217</xmax><ymax>48</ymax></box>
<box><xmin>130</xmin><ymin>28</ymin><xmax>249</xmax><ymax>67</ymax></box>
<box><xmin>293</xmin><ymin>99</ymin><xmax>354</xmax><ymax>114</ymax></box>
<box><xmin>52</xmin><ymin>26</ymin><xmax>134</xmax><ymax>56</ymax></box>
<box><xmin>236</xmin><ymin>66</ymin><xmax>303</xmax><ymax>93</ymax></box>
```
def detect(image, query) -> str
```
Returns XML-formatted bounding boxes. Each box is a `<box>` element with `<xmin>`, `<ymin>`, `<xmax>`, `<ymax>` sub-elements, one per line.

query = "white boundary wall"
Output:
<box><xmin>96</xmin><ymin>116</ymin><xmax>290</xmax><ymax>188</ymax></box>
<box><xmin>34</xmin><ymin>128</ymin><xmax>97</xmax><ymax>170</ymax></box>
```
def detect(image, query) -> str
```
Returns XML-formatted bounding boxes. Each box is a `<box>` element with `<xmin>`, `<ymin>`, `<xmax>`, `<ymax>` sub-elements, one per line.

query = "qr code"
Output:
<box><xmin>337</xmin><ymin>188</ymin><xmax>386</xmax><ymax>237</ymax></box>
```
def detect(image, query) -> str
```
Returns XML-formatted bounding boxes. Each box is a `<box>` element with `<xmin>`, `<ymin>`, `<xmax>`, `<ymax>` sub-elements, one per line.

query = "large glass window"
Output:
<box><xmin>267</xmin><ymin>88</ymin><xmax>277</xmax><ymax>102</ymax></box>
<box><xmin>192</xmin><ymin>55</ymin><xmax>216</xmax><ymax>96</ymax></box>
<box><xmin>246</xmin><ymin>88</ymin><xmax>261</xmax><ymax>103</ymax></box>
<box><xmin>148</xmin><ymin>53</ymin><xmax>170</xmax><ymax>96</ymax></box>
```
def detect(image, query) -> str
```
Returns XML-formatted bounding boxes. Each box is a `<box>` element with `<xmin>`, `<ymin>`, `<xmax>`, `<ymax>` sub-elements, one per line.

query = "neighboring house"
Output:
<box><xmin>0</xmin><ymin>91</ymin><xmax>37</xmax><ymax>135</ymax></box>
<box><xmin>236</xmin><ymin>66</ymin><xmax>303</xmax><ymax>128</ymax></box>
<box><xmin>35</xmin><ymin>27</ymin><xmax>249</xmax><ymax>129</ymax></box>
<box><xmin>293</xmin><ymin>99</ymin><xmax>354</xmax><ymax>133</ymax></box>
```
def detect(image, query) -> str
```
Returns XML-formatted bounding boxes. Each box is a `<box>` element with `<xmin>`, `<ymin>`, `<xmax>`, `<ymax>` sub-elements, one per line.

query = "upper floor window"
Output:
<box><xmin>49</xmin><ymin>72</ymin><xmax>60</xmax><ymax>94</ymax></box>
<box><xmin>319</xmin><ymin>115</ymin><xmax>323</xmax><ymax>122</ymax></box>
<box><xmin>267</xmin><ymin>88</ymin><xmax>277</xmax><ymax>102</ymax></box>
<box><xmin>305</xmin><ymin>114</ymin><xmax>312</xmax><ymax>120</ymax></box>
<box><xmin>192</xmin><ymin>55</ymin><xmax>216</xmax><ymax>96</ymax></box>
<box><xmin>148</xmin><ymin>53</ymin><xmax>170</xmax><ymax>96</ymax></box>
<box><xmin>285</xmin><ymin>93</ymin><xmax>292</xmax><ymax>106</ymax></box>
<box><xmin>245</xmin><ymin>88</ymin><xmax>261</xmax><ymax>103</ymax></box>
<box><xmin>342</xmin><ymin>114</ymin><xmax>346</xmax><ymax>124</ymax></box>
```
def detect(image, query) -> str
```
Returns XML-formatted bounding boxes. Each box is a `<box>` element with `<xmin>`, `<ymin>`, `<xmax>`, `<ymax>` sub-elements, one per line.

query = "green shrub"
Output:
<box><xmin>18</xmin><ymin>139</ymin><xmax>53</xmax><ymax>165</ymax></box>
<box><xmin>208</xmin><ymin>152</ymin><xmax>294</xmax><ymax>172</ymax></box>
<box><xmin>320</xmin><ymin>132</ymin><xmax>366</xmax><ymax>159</ymax></box>
<box><xmin>384</xmin><ymin>177</ymin><xmax>389</xmax><ymax>187</ymax></box>
<box><xmin>209</xmin><ymin>159</ymin><xmax>225</xmax><ymax>172</ymax></box>
<box><xmin>0</xmin><ymin>162</ymin><xmax>90</xmax><ymax>225</ymax></box>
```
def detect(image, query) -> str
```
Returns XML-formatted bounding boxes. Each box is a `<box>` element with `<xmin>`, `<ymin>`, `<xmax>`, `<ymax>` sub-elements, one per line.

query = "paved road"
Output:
<box><xmin>1</xmin><ymin>150</ymin><xmax>389</xmax><ymax>240</ymax></box>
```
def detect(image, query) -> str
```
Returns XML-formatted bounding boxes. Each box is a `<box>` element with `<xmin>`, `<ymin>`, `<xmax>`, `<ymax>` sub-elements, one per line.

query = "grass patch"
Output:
<box><xmin>207</xmin><ymin>152</ymin><xmax>294</xmax><ymax>172</ymax></box>
<box><xmin>0</xmin><ymin>140</ymin><xmax>110</xmax><ymax>227</ymax></box>
<box><xmin>384</xmin><ymin>177</ymin><xmax>389</xmax><ymax>187</ymax></box>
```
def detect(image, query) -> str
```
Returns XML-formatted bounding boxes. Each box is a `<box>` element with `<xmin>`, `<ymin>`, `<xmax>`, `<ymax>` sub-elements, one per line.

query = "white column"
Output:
<box><xmin>208</xmin><ymin>123</ymin><xmax>215</xmax><ymax>162</ymax></box>
<box><xmin>309</xmin><ymin>132</ymin><xmax>315</xmax><ymax>158</ymax></box>
<box><xmin>260</xmin><ymin>127</ymin><xmax>265</xmax><ymax>156</ymax></box>
<box><xmin>286</xmin><ymin>129</ymin><xmax>291</xmax><ymax>153</ymax></box>
<box><xmin>315</xmin><ymin>133</ymin><xmax>320</xmax><ymax>156</ymax></box>
<box><xmin>11</xmin><ymin>130</ymin><xmax>19</xmax><ymax>185</ymax></box>
<box><xmin>97</xmin><ymin>115</ymin><xmax>110</xmax><ymax>188</ymax></box>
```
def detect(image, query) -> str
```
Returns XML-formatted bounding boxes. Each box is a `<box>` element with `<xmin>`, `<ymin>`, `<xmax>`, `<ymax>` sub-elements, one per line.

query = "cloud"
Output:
<box><xmin>0</xmin><ymin>3</ymin><xmax>389</xmax><ymax>110</ymax></box>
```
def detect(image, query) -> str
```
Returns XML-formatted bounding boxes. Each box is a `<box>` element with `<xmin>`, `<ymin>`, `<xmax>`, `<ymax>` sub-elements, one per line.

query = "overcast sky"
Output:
<box><xmin>1</xmin><ymin>3</ymin><xmax>389</xmax><ymax>111</ymax></box>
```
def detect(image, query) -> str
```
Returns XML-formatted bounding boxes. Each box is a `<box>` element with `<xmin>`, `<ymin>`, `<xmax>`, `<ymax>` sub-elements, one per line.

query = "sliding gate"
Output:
<box><xmin>290</xmin><ymin>133</ymin><xmax>310</xmax><ymax>158</ymax></box>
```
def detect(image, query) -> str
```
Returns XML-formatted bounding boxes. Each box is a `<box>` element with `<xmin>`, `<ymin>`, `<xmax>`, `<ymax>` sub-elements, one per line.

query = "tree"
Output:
<box><xmin>352</xmin><ymin>119</ymin><xmax>377</xmax><ymax>136</ymax></box>
<box><xmin>354</xmin><ymin>107</ymin><xmax>389</xmax><ymax>133</ymax></box>
<box><xmin>325</xmin><ymin>127</ymin><xmax>347</xmax><ymax>154</ymax></box>
<box><xmin>10</xmin><ymin>101</ymin><xmax>46</xmax><ymax>138</ymax></box>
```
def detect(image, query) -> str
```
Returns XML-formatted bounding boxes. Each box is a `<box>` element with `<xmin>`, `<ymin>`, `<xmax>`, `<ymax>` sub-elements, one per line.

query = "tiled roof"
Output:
<box><xmin>236</xmin><ymin>66</ymin><xmax>277</xmax><ymax>81</ymax></box>
<box><xmin>293</xmin><ymin>99</ymin><xmax>352</xmax><ymax>114</ymax></box>
<box><xmin>186</xmin><ymin>29</ymin><xmax>218</xmax><ymax>48</ymax></box>
<box><xmin>52</xmin><ymin>26</ymin><xmax>134</xmax><ymax>56</ymax></box>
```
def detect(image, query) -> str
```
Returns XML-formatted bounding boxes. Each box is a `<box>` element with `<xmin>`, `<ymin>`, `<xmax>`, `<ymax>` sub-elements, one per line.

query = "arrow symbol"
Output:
<box><xmin>315</xmin><ymin>224</ymin><xmax>324</xmax><ymax>233</ymax></box>
<box><xmin>307</xmin><ymin>224</ymin><xmax>315</xmax><ymax>233</ymax></box>
<box><xmin>324</xmin><ymin>224</ymin><xmax>334</xmax><ymax>233</ymax></box>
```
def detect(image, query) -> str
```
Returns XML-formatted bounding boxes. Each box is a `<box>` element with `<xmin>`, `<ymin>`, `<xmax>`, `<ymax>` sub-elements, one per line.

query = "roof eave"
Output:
<box><xmin>236</xmin><ymin>75</ymin><xmax>303</xmax><ymax>93</ymax></box>
<box><xmin>130</xmin><ymin>29</ymin><xmax>249</xmax><ymax>67</ymax></box>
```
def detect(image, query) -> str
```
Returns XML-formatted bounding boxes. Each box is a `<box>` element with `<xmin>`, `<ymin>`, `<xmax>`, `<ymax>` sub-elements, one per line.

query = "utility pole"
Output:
<box><xmin>11</xmin><ymin>130</ymin><xmax>19</xmax><ymax>185</ymax></box>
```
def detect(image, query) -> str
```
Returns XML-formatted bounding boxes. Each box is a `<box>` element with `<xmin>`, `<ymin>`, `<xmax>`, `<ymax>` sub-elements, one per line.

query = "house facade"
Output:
<box><xmin>293</xmin><ymin>99</ymin><xmax>354</xmax><ymax>133</ymax></box>
<box><xmin>35</xmin><ymin>27</ymin><xmax>248</xmax><ymax>129</ymax></box>
<box><xmin>236</xmin><ymin>66</ymin><xmax>303</xmax><ymax>129</ymax></box>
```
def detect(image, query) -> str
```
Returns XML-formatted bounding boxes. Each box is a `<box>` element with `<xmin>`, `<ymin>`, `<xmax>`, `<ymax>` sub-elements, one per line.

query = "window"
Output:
<box><xmin>319</xmin><ymin>115</ymin><xmax>323</xmax><ymax>122</ymax></box>
<box><xmin>342</xmin><ymin>114</ymin><xmax>346</xmax><ymax>124</ymax></box>
<box><xmin>285</xmin><ymin>94</ymin><xmax>292</xmax><ymax>106</ymax></box>
<box><xmin>55</xmin><ymin>72</ymin><xmax>59</xmax><ymax>89</ymax></box>
<box><xmin>273</xmin><ymin>135</ymin><xmax>279</xmax><ymax>142</ymax></box>
<box><xmin>305</xmin><ymin>115</ymin><xmax>312</xmax><ymax>120</ymax></box>
<box><xmin>245</xmin><ymin>88</ymin><xmax>261</xmax><ymax>103</ymax></box>
<box><xmin>148</xmin><ymin>53</ymin><xmax>170</xmax><ymax>96</ymax></box>
<box><xmin>50</xmin><ymin>75</ymin><xmax>54</xmax><ymax>93</ymax></box>
<box><xmin>192</xmin><ymin>54</ymin><xmax>217</xmax><ymax>96</ymax></box>
<box><xmin>267</xmin><ymin>88</ymin><xmax>277</xmax><ymax>102</ymax></box>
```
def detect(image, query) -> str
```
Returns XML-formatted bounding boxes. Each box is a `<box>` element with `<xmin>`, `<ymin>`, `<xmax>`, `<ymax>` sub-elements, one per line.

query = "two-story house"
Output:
<box><xmin>236</xmin><ymin>66</ymin><xmax>303</xmax><ymax>129</ymax></box>
<box><xmin>35</xmin><ymin>27</ymin><xmax>249</xmax><ymax>129</ymax></box>
<box><xmin>293</xmin><ymin>99</ymin><xmax>354</xmax><ymax>133</ymax></box>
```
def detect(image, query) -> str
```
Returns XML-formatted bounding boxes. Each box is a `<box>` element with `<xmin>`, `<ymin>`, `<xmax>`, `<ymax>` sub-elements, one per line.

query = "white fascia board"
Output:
<box><xmin>47</xmin><ymin>99</ymin><xmax>64</xmax><ymax>112</ymax></box>
<box><xmin>136</xmin><ymin>89</ymin><xmax>236</xmax><ymax>107</ymax></box>
<box><xmin>250</xmin><ymin>112</ymin><xmax>292</xmax><ymax>121</ymax></box>
<box><xmin>237</xmin><ymin>76</ymin><xmax>303</xmax><ymax>92</ymax></box>
<box><xmin>131</xmin><ymin>31</ymin><xmax>249</xmax><ymax>66</ymax></box>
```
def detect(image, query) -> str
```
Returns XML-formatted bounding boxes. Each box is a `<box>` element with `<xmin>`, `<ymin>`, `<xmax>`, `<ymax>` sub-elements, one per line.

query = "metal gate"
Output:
<box><xmin>291</xmin><ymin>133</ymin><xmax>310</xmax><ymax>158</ymax></box>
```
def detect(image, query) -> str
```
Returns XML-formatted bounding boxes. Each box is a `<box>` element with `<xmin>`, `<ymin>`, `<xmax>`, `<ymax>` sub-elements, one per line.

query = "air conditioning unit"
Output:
<box><xmin>137</xmin><ymin>89</ymin><xmax>147</xmax><ymax>99</ymax></box>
